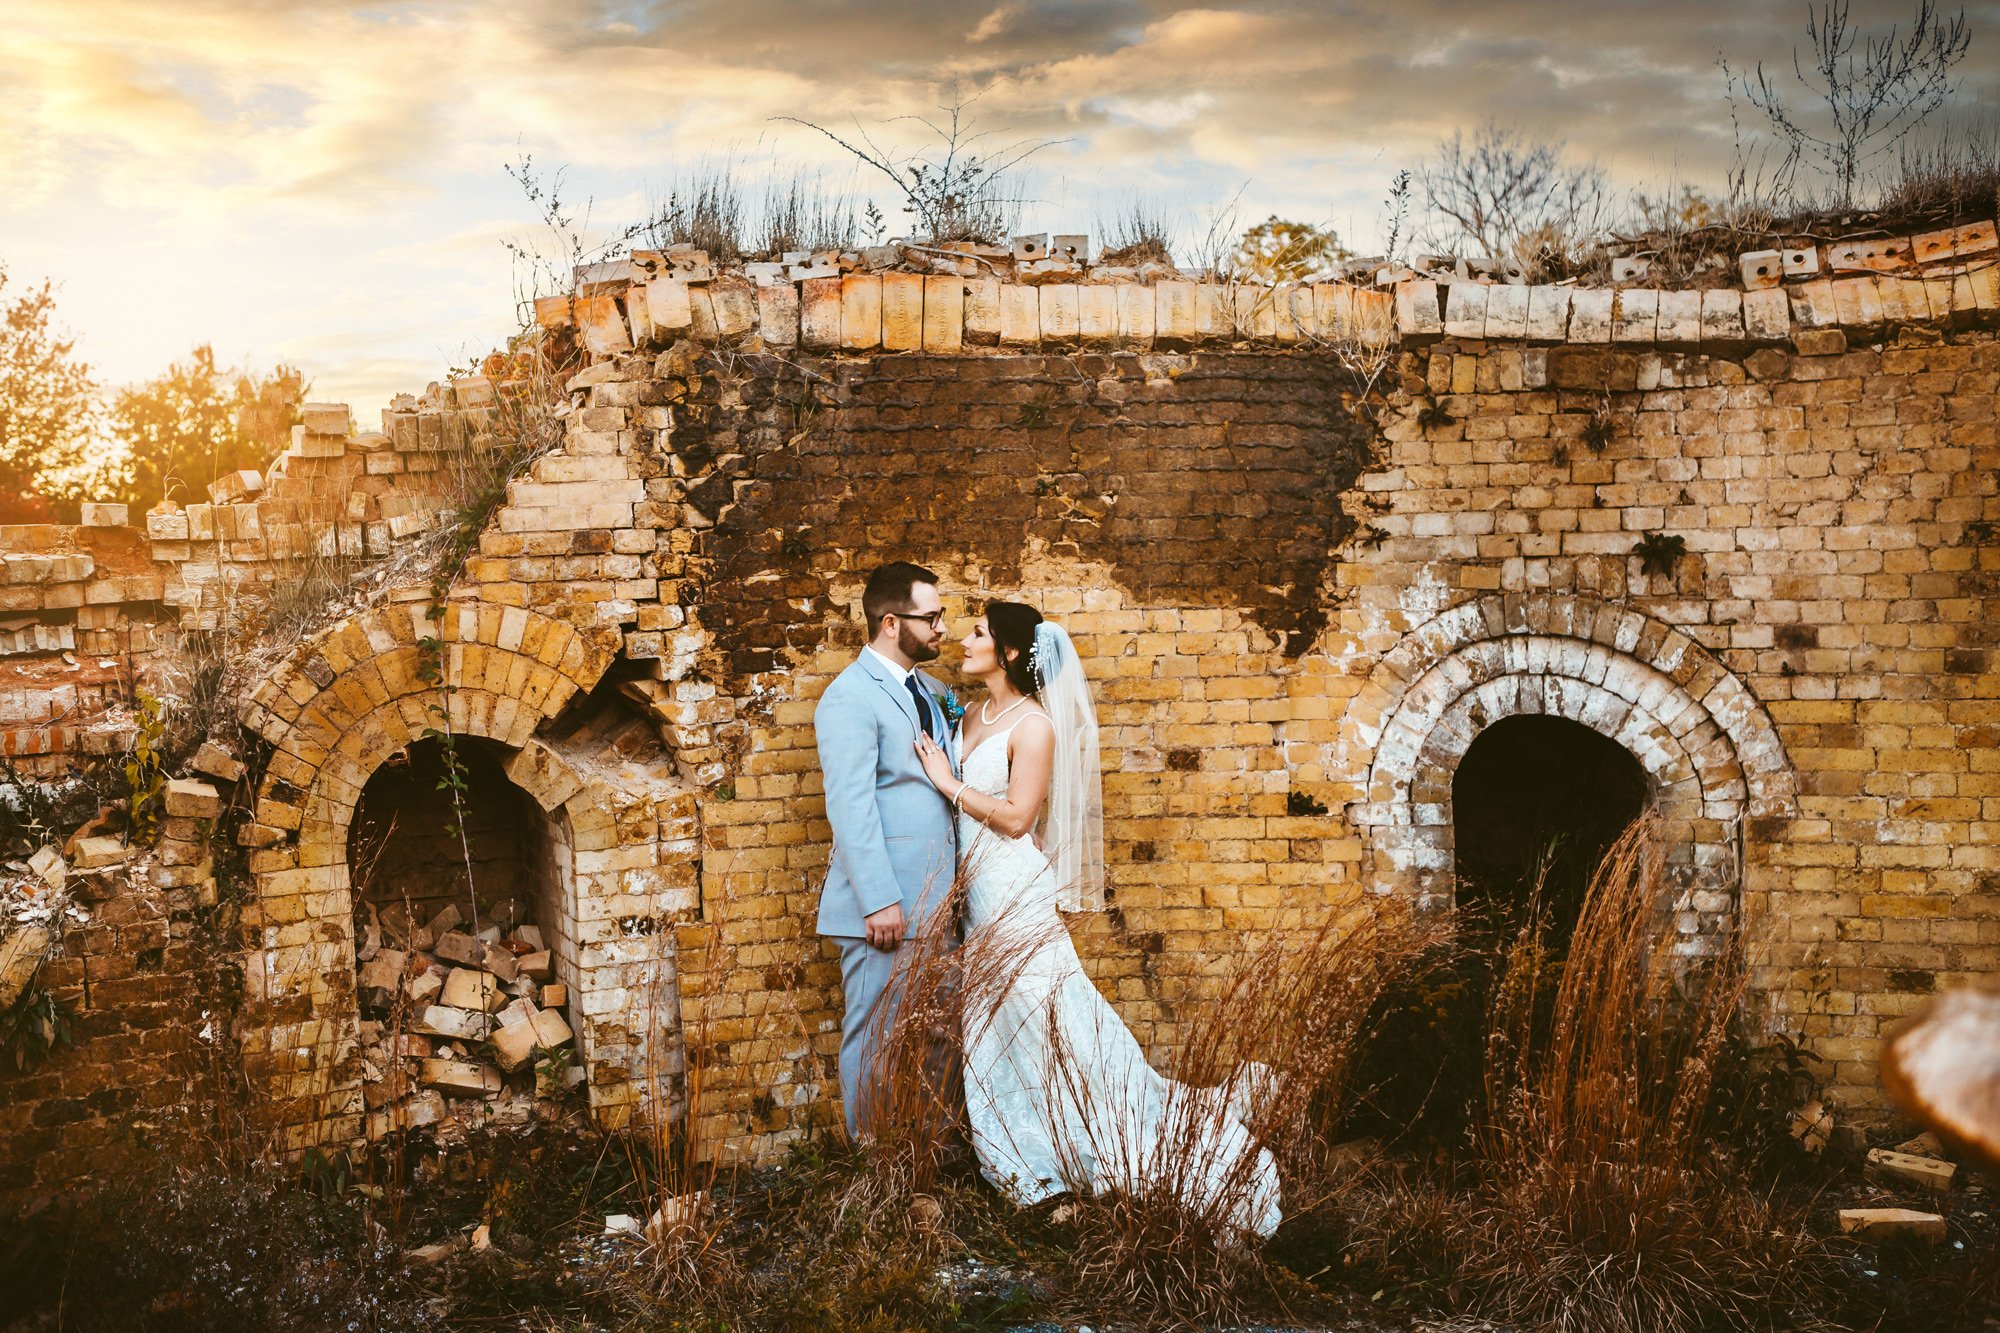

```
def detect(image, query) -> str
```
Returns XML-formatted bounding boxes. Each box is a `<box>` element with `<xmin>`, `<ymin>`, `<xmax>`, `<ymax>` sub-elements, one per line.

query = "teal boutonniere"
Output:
<box><xmin>932</xmin><ymin>685</ymin><xmax>965</xmax><ymax>725</ymax></box>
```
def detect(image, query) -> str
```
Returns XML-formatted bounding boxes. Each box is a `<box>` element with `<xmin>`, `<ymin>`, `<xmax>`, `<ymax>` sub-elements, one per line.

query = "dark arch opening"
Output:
<box><xmin>349</xmin><ymin>736</ymin><xmax>550</xmax><ymax>933</ymax></box>
<box><xmin>345</xmin><ymin>736</ymin><xmax>579</xmax><ymax>1137</ymax></box>
<box><xmin>1451</xmin><ymin>713</ymin><xmax>1651</xmax><ymax>940</ymax></box>
<box><xmin>1349</xmin><ymin>714</ymin><xmax>1653</xmax><ymax>1150</ymax></box>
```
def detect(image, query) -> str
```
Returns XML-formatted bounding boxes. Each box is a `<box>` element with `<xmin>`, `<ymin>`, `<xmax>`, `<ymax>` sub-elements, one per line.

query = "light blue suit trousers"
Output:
<box><xmin>814</xmin><ymin>652</ymin><xmax>959</xmax><ymax>1134</ymax></box>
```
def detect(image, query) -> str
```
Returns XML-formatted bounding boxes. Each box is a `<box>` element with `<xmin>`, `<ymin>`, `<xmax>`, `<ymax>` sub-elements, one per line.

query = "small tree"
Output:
<box><xmin>0</xmin><ymin>265</ymin><xmax>98</xmax><ymax>521</ymax></box>
<box><xmin>110</xmin><ymin>346</ymin><xmax>306</xmax><ymax>513</ymax></box>
<box><xmin>1728</xmin><ymin>1</ymin><xmax>1970</xmax><ymax>205</ymax></box>
<box><xmin>1228</xmin><ymin>217</ymin><xmax>1350</xmax><ymax>283</ymax></box>
<box><xmin>1420</xmin><ymin>124</ymin><xmax>1612</xmax><ymax>274</ymax></box>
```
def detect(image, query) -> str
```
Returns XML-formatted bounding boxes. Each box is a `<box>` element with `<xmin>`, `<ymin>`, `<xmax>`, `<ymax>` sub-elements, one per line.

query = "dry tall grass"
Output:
<box><xmin>1372</xmin><ymin>820</ymin><xmax>1833</xmax><ymax>1333</ymax></box>
<box><xmin>1051</xmin><ymin>910</ymin><xmax>1437</xmax><ymax>1327</ymax></box>
<box><xmin>623</xmin><ymin>918</ymin><xmax>744</xmax><ymax>1305</ymax></box>
<box><xmin>844</xmin><ymin>869</ymin><xmax>1437</xmax><ymax>1328</ymax></box>
<box><xmin>846</xmin><ymin>880</ymin><xmax>975</xmax><ymax>1201</ymax></box>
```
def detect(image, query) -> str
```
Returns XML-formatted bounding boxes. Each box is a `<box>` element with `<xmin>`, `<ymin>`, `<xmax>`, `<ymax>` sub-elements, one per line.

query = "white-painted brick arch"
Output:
<box><xmin>1344</xmin><ymin>594</ymin><xmax>1796</xmax><ymax>924</ymax></box>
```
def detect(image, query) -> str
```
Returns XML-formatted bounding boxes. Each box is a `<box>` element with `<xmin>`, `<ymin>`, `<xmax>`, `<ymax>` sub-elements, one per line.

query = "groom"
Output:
<box><xmin>815</xmin><ymin>561</ymin><xmax>960</xmax><ymax>1136</ymax></box>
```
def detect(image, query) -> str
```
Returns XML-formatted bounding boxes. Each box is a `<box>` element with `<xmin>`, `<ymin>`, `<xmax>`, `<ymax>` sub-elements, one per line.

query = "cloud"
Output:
<box><xmin>4</xmin><ymin>0</ymin><xmax>1999</xmax><ymax>424</ymax></box>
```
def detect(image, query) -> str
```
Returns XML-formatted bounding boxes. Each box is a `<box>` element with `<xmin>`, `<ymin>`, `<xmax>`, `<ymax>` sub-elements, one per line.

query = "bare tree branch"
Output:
<box><xmin>776</xmin><ymin>98</ymin><xmax>1063</xmax><ymax>244</ymax></box>
<box><xmin>1731</xmin><ymin>1</ymin><xmax>1971</xmax><ymax>205</ymax></box>
<box><xmin>1419</xmin><ymin>124</ymin><xmax>1612</xmax><ymax>274</ymax></box>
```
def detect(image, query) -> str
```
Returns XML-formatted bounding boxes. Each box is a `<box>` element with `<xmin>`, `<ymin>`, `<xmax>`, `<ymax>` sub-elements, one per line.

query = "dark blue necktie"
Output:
<box><xmin>904</xmin><ymin>676</ymin><xmax>935</xmax><ymax>739</ymax></box>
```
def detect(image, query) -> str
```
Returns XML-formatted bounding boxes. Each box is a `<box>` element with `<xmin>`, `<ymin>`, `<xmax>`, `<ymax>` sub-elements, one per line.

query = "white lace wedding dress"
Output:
<box><xmin>956</xmin><ymin>718</ymin><xmax>1283</xmax><ymax>1238</ymax></box>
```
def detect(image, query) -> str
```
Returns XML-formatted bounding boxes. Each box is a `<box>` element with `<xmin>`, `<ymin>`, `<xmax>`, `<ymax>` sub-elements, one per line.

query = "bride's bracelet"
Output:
<box><xmin>951</xmin><ymin>784</ymin><xmax>969</xmax><ymax>812</ymax></box>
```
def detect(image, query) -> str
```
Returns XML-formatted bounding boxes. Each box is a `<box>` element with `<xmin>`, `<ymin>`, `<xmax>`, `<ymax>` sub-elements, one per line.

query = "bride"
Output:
<box><xmin>912</xmin><ymin>601</ymin><xmax>1281</xmax><ymax>1238</ymax></box>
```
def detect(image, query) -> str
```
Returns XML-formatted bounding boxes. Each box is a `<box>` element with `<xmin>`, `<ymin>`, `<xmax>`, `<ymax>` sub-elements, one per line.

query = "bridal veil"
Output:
<box><xmin>1031</xmin><ymin>621</ymin><xmax>1104</xmax><ymax>911</ymax></box>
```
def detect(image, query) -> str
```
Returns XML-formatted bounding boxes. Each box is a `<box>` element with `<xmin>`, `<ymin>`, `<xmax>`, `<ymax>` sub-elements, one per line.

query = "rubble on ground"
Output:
<box><xmin>354</xmin><ymin>894</ymin><xmax>579</xmax><ymax>1140</ymax></box>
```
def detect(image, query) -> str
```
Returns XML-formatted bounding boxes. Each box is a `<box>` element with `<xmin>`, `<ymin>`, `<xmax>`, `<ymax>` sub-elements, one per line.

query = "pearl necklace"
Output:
<box><xmin>979</xmin><ymin>694</ymin><xmax>1030</xmax><ymax>726</ymax></box>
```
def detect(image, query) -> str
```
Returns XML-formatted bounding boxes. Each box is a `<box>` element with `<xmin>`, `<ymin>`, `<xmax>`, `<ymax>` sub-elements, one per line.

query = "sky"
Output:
<box><xmin>3</xmin><ymin>0</ymin><xmax>1999</xmax><ymax>428</ymax></box>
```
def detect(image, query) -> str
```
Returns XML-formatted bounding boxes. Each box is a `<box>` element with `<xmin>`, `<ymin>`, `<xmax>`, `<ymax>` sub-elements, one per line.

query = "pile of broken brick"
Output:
<box><xmin>1796</xmin><ymin>1098</ymin><xmax>1969</xmax><ymax>1244</ymax></box>
<box><xmin>355</xmin><ymin>899</ymin><xmax>577</xmax><ymax>1140</ymax></box>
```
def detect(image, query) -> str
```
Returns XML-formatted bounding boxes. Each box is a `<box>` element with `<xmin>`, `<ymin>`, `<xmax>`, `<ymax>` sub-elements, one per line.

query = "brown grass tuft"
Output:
<box><xmin>1375</xmin><ymin>819</ymin><xmax>1834</xmax><ymax>1333</ymax></box>
<box><xmin>1031</xmin><ymin>906</ymin><xmax>1436</xmax><ymax>1327</ymax></box>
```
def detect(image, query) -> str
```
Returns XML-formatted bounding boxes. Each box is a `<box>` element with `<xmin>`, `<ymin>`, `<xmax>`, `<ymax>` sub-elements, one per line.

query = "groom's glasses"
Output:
<box><xmin>896</xmin><ymin>609</ymin><xmax>946</xmax><ymax>630</ymax></box>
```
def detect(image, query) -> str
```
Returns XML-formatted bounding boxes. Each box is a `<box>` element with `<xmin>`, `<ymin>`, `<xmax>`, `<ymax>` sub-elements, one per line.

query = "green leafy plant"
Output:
<box><xmin>298</xmin><ymin>1145</ymin><xmax>353</xmax><ymax>1199</ymax></box>
<box><xmin>1286</xmin><ymin>789</ymin><xmax>1331</xmax><ymax>816</ymax></box>
<box><xmin>1416</xmin><ymin>392</ymin><xmax>1456</xmax><ymax>434</ymax></box>
<box><xmin>1583</xmin><ymin>399</ymin><xmax>1617</xmax><ymax>452</ymax></box>
<box><xmin>533</xmin><ymin>1046</ymin><xmax>579</xmax><ymax>1101</ymax></box>
<box><xmin>1633</xmin><ymin>531</ymin><xmax>1688</xmax><ymax>578</ymax></box>
<box><xmin>123</xmin><ymin>688</ymin><xmax>168</xmax><ymax>843</ymax></box>
<box><xmin>1</xmin><ymin>983</ymin><xmax>72</xmax><ymax>1071</ymax></box>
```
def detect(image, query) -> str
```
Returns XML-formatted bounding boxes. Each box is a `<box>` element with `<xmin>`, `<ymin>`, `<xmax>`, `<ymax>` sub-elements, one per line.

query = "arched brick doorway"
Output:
<box><xmin>236</xmin><ymin>602</ymin><xmax>695</xmax><ymax>1150</ymax></box>
<box><xmin>1347</xmin><ymin>595</ymin><xmax>1797</xmax><ymax>954</ymax></box>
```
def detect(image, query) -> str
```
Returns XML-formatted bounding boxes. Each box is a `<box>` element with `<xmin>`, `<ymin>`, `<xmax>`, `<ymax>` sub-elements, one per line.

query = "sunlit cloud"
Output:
<box><xmin>0</xmin><ymin>0</ymin><xmax>1996</xmax><ymax>433</ymax></box>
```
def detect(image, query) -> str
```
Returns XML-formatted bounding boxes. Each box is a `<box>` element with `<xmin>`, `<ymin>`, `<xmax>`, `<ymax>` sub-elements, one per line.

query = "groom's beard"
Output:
<box><xmin>899</xmin><ymin>622</ymin><xmax>941</xmax><ymax>664</ymax></box>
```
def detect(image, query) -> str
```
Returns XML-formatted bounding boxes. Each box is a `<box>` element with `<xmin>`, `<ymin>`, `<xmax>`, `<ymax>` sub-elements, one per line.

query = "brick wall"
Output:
<box><xmin>1323</xmin><ymin>334</ymin><xmax>1997</xmax><ymax>1113</ymax></box>
<box><xmin>4</xmin><ymin>237</ymin><xmax>1997</xmax><ymax>1190</ymax></box>
<box><xmin>0</xmin><ymin>870</ymin><xmax>222</xmax><ymax>1198</ymax></box>
<box><xmin>672</xmin><ymin>349</ymin><xmax>1377</xmax><ymax>1156</ymax></box>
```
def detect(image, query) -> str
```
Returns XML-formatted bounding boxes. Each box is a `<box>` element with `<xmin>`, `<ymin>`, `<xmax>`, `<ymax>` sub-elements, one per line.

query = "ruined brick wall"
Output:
<box><xmin>5</xmin><ymin>216</ymin><xmax>1999</xmax><ymax>1192</ymax></box>
<box><xmin>1319</xmin><ymin>333</ymin><xmax>1999</xmax><ymax>1116</ymax></box>
<box><xmin>0</xmin><ymin>522</ymin><xmax>169</xmax><ymax>774</ymax></box>
<box><xmin>676</xmin><ymin>349</ymin><xmax>1378</xmax><ymax>1155</ymax></box>
<box><xmin>0</xmin><ymin>869</ymin><xmax>222</xmax><ymax>1198</ymax></box>
<box><xmin>668</xmin><ymin>322</ymin><xmax>1995</xmax><ymax>1155</ymax></box>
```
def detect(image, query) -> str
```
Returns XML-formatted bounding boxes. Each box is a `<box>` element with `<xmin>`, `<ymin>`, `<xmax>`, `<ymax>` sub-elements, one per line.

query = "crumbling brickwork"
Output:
<box><xmin>2</xmin><ymin>215</ymin><xmax>1997</xmax><ymax>1194</ymax></box>
<box><xmin>671</xmin><ymin>349</ymin><xmax>1377</xmax><ymax>1154</ymax></box>
<box><xmin>0</xmin><ymin>868</ymin><xmax>219</xmax><ymax>1197</ymax></box>
<box><xmin>1319</xmin><ymin>334</ymin><xmax>2000</xmax><ymax>1114</ymax></box>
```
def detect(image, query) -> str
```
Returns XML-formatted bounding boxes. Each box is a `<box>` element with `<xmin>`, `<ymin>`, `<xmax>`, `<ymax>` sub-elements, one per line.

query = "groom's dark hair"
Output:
<box><xmin>861</xmin><ymin>561</ymin><xmax>938</xmax><ymax>631</ymax></box>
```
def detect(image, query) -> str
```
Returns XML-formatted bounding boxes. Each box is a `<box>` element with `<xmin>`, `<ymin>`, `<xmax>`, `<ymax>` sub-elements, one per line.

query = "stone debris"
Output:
<box><xmin>413</xmin><ymin>1004</ymin><xmax>488</xmax><ymax>1041</ymax></box>
<box><xmin>0</xmin><ymin>925</ymin><xmax>50</xmax><ymax>1008</ymax></box>
<box><xmin>404</xmin><ymin>1237</ymin><xmax>463</xmax><ymax>1265</ymax></box>
<box><xmin>1790</xmin><ymin>1099</ymin><xmax>1833</xmax><ymax>1155</ymax></box>
<box><xmin>354</xmin><ymin>892</ymin><xmax>577</xmax><ymax>1140</ymax></box>
<box><xmin>1864</xmin><ymin>1147</ymin><xmax>1957</xmax><ymax>1195</ymax></box>
<box><xmin>69</xmin><ymin>837</ymin><xmax>130</xmax><ymax>870</ymax></box>
<box><xmin>645</xmin><ymin>1194</ymin><xmax>707</xmax><ymax>1243</ymax></box>
<box><xmin>27</xmin><ymin>846</ymin><xmax>65</xmax><ymax>889</ymax></box>
<box><xmin>1837</xmin><ymin>1207</ymin><xmax>1947</xmax><ymax>1244</ymax></box>
<box><xmin>205</xmin><ymin>469</ymin><xmax>265</xmax><ymax>504</ymax></box>
<box><xmin>189</xmin><ymin>742</ymin><xmax>246</xmax><ymax>784</ymax></box>
<box><xmin>162</xmin><ymin>778</ymin><xmax>221</xmax><ymax>819</ymax></box>
<box><xmin>1893</xmin><ymin>1130</ymin><xmax>1945</xmax><ymax>1158</ymax></box>
<box><xmin>420</xmin><ymin>1057</ymin><xmax>503</xmax><ymax>1096</ymax></box>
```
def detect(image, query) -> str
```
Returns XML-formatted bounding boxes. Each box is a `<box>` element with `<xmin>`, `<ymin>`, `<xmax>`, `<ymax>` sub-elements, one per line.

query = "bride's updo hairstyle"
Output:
<box><xmin>984</xmin><ymin>601</ymin><xmax>1044</xmax><ymax>697</ymax></box>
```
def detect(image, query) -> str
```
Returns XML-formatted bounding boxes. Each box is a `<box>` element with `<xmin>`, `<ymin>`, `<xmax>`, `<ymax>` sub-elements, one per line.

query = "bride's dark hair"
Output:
<box><xmin>984</xmin><ymin>601</ymin><xmax>1044</xmax><ymax>697</ymax></box>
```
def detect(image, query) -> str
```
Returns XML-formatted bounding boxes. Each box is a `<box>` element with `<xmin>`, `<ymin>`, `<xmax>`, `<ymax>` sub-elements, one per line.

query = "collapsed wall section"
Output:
<box><xmin>2</xmin><ymin>211</ymin><xmax>1998</xmax><ymax>1187</ymax></box>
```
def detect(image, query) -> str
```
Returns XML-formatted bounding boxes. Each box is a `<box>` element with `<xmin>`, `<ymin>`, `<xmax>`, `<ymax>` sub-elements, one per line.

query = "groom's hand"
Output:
<box><xmin>863</xmin><ymin>902</ymin><xmax>905</xmax><ymax>950</ymax></box>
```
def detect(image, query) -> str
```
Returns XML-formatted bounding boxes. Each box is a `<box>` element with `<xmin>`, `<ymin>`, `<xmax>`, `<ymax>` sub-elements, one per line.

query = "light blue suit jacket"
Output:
<box><xmin>814</xmin><ymin>652</ymin><xmax>960</xmax><ymax>938</ymax></box>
